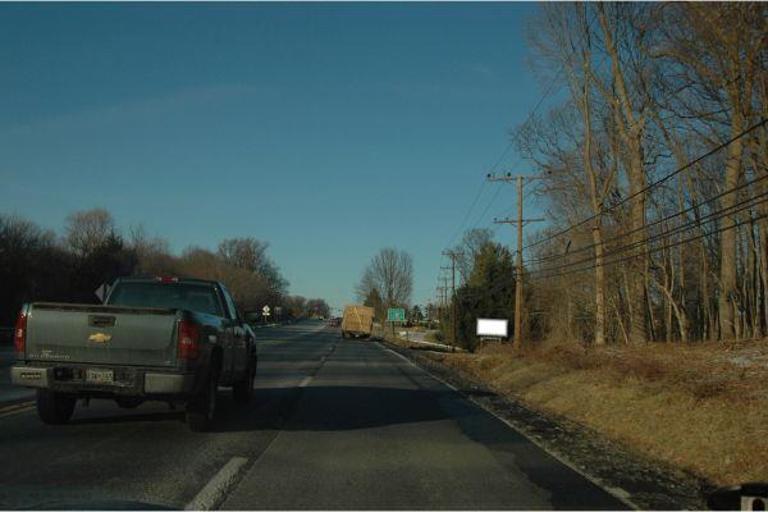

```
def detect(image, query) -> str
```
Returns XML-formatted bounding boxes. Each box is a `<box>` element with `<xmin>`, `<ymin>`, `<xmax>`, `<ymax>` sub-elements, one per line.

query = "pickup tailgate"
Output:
<box><xmin>25</xmin><ymin>303</ymin><xmax>180</xmax><ymax>367</ymax></box>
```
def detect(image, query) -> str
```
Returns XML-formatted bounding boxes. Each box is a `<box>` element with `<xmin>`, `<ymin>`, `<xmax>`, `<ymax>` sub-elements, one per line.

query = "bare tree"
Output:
<box><xmin>218</xmin><ymin>237</ymin><xmax>287</xmax><ymax>296</ymax></box>
<box><xmin>65</xmin><ymin>208</ymin><xmax>116</xmax><ymax>257</ymax></box>
<box><xmin>128</xmin><ymin>224</ymin><xmax>173</xmax><ymax>275</ymax></box>
<box><xmin>357</xmin><ymin>248</ymin><xmax>414</xmax><ymax>310</ymax></box>
<box><xmin>655</xmin><ymin>3</ymin><xmax>767</xmax><ymax>339</ymax></box>
<box><xmin>218</xmin><ymin>238</ymin><xmax>270</xmax><ymax>273</ymax></box>
<box><xmin>454</xmin><ymin>228</ymin><xmax>494</xmax><ymax>284</ymax></box>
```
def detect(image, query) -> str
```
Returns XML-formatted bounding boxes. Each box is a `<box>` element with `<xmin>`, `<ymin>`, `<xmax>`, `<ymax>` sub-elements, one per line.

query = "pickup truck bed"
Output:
<box><xmin>12</xmin><ymin>277</ymin><xmax>257</xmax><ymax>431</ymax></box>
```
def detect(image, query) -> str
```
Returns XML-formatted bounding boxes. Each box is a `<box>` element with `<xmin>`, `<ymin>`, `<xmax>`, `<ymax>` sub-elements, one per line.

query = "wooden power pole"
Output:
<box><xmin>488</xmin><ymin>173</ymin><xmax>544</xmax><ymax>349</ymax></box>
<box><xmin>441</xmin><ymin>250</ymin><xmax>464</xmax><ymax>347</ymax></box>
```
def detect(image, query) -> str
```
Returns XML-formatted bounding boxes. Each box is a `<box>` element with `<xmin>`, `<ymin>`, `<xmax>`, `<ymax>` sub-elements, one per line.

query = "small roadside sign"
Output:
<box><xmin>94</xmin><ymin>283</ymin><xmax>110</xmax><ymax>303</ymax></box>
<box><xmin>387</xmin><ymin>308</ymin><xmax>405</xmax><ymax>322</ymax></box>
<box><xmin>262</xmin><ymin>305</ymin><xmax>271</xmax><ymax>317</ymax></box>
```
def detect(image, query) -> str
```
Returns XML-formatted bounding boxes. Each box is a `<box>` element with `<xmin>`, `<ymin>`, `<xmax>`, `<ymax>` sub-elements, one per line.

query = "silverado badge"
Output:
<box><xmin>88</xmin><ymin>332</ymin><xmax>112</xmax><ymax>343</ymax></box>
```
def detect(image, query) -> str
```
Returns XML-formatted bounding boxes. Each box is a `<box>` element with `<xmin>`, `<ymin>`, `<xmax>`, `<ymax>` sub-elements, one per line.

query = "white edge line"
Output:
<box><xmin>377</xmin><ymin>342</ymin><xmax>640</xmax><ymax>511</ymax></box>
<box><xmin>0</xmin><ymin>401</ymin><xmax>36</xmax><ymax>419</ymax></box>
<box><xmin>184</xmin><ymin>456</ymin><xmax>249</xmax><ymax>511</ymax></box>
<box><xmin>299</xmin><ymin>376</ymin><xmax>313</xmax><ymax>388</ymax></box>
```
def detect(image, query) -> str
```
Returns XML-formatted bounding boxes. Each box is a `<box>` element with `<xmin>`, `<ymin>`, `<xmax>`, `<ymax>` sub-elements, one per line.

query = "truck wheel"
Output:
<box><xmin>115</xmin><ymin>397</ymin><xmax>143</xmax><ymax>409</ymax></box>
<box><xmin>36</xmin><ymin>390</ymin><xmax>76</xmax><ymax>425</ymax></box>
<box><xmin>341</xmin><ymin>331</ymin><xmax>347</xmax><ymax>339</ymax></box>
<box><xmin>232</xmin><ymin>362</ymin><xmax>255</xmax><ymax>404</ymax></box>
<box><xmin>186</xmin><ymin>369</ymin><xmax>219</xmax><ymax>432</ymax></box>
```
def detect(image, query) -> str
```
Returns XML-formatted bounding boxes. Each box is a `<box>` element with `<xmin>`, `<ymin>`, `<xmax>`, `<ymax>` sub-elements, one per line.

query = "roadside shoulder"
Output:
<box><xmin>381</xmin><ymin>339</ymin><xmax>710</xmax><ymax>510</ymax></box>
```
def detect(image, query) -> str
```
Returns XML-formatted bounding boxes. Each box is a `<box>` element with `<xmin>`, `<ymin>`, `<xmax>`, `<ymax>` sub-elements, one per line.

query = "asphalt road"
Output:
<box><xmin>0</xmin><ymin>321</ymin><xmax>626</xmax><ymax>510</ymax></box>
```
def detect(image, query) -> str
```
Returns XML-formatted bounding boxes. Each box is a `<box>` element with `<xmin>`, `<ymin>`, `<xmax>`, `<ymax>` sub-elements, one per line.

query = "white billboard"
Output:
<box><xmin>476</xmin><ymin>318</ymin><xmax>509</xmax><ymax>338</ymax></box>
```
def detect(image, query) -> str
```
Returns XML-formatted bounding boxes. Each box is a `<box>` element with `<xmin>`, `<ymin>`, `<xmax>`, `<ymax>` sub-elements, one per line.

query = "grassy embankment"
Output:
<box><xmin>386</xmin><ymin>330</ymin><xmax>767</xmax><ymax>486</ymax></box>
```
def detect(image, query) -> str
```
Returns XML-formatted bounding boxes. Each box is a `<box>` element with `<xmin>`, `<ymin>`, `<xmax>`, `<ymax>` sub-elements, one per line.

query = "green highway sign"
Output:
<box><xmin>387</xmin><ymin>308</ymin><xmax>406</xmax><ymax>322</ymax></box>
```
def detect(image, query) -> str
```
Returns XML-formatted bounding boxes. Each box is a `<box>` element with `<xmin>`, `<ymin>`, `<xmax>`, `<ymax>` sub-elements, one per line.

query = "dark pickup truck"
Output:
<box><xmin>11</xmin><ymin>276</ymin><xmax>257</xmax><ymax>431</ymax></box>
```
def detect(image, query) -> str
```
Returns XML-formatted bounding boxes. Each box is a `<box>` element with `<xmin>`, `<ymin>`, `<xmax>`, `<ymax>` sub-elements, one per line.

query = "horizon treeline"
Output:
<box><xmin>0</xmin><ymin>208</ymin><xmax>329</xmax><ymax>326</ymax></box>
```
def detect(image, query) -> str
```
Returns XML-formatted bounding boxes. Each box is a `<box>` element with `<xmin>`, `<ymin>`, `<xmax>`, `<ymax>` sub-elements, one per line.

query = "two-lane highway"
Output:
<box><xmin>0</xmin><ymin>321</ymin><xmax>626</xmax><ymax>510</ymax></box>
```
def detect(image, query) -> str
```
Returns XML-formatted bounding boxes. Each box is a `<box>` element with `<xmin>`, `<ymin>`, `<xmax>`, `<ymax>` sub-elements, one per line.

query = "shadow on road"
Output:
<box><xmin>69</xmin><ymin>410</ymin><xmax>185</xmax><ymax>426</ymax></box>
<box><xmin>213</xmin><ymin>385</ymin><xmax>459</xmax><ymax>433</ymax></box>
<box><xmin>49</xmin><ymin>385</ymin><xmax>459</xmax><ymax>434</ymax></box>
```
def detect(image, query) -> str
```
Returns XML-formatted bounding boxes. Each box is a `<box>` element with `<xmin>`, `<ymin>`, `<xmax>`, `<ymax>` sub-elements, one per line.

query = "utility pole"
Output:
<box><xmin>488</xmin><ymin>173</ymin><xmax>544</xmax><ymax>349</ymax></box>
<box><xmin>438</xmin><ymin>274</ymin><xmax>449</xmax><ymax>338</ymax></box>
<box><xmin>442</xmin><ymin>250</ymin><xmax>464</xmax><ymax>348</ymax></box>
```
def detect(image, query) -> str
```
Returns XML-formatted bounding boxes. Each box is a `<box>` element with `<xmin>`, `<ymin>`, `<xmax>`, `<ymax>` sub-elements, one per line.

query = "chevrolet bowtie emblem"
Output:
<box><xmin>88</xmin><ymin>332</ymin><xmax>112</xmax><ymax>343</ymax></box>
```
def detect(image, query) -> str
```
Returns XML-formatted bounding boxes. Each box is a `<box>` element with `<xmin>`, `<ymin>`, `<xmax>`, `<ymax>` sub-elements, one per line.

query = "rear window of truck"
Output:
<box><xmin>107</xmin><ymin>282</ymin><xmax>224</xmax><ymax>317</ymax></box>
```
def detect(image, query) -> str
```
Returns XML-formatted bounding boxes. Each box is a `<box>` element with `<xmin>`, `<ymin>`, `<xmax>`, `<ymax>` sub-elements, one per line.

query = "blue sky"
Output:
<box><xmin>0</xmin><ymin>2</ymin><xmax>551</xmax><ymax>311</ymax></box>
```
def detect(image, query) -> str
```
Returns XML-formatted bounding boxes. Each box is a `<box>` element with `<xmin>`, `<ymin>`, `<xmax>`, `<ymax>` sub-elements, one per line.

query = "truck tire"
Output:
<box><xmin>186</xmin><ymin>369</ymin><xmax>219</xmax><ymax>432</ymax></box>
<box><xmin>232</xmin><ymin>361</ymin><xmax>255</xmax><ymax>404</ymax></box>
<box><xmin>115</xmin><ymin>397</ymin><xmax>143</xmax><ymax>409</ymax></box>
<box><xmin>36</xmin><ymin>390</ymin><xmax>76</xmax><ymax>425</ymax></box>
<box><xmin>341</xmin><ymin>331</ymin><xmax>348</xmax><ymax>339</ymax></box>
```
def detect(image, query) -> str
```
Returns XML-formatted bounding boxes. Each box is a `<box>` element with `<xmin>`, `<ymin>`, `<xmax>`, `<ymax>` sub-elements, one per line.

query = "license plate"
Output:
<box><xmin>86</xmin><ymin>368</ymin><xmax>114</xmax><ymax>385</ymax></box>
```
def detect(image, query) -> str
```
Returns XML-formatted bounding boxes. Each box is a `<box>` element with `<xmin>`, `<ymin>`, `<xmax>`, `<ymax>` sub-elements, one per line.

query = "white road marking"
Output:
<box><xmin>299</xmin><ymin>376</ymin><xmax>313</xmax><ymax>388</ymax></box>
<box><xmin>0</xmin><ymin>401</ymin><xmax>35</xmax><ymax>419</ymax></box>
<box><xmin>376</xmin><ymin>342</ymin><xmax>640</xmax><ymax>511</ymax></box>
<box><xmin>378</xmin><ymin>343</ymin><xmax>459</xmax><ymax>391</ymax></box>
<box><xmin>184</xmin><ymin>456</ymin><xmax>249</xmax><ymax>511</ymax></box>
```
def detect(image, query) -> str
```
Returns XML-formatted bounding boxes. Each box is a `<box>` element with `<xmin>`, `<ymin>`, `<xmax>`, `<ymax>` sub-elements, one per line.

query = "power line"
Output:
<box><xmin>537</xmin><ymin>207</ymin><xmax>768</xmax><ymax>280</ymax></box>
<box><xmin>456</xmin><ymin>191</ymin><xmax>768</xmax><ymax>300</ymax></box>
<box><xmin>523</xmin><ymin>117</ymin><xmax>768</xmax><ymax>251</ymax></box>
<box><xmin>468</xmin><ymin>186</ymin><xmax>503</xmax><ymax>232</ymax></box>
<box><xmin>444</xmin><ymin>182</ymin><xmax>487</xmax><ymax>249</ymax></box>
<box><xmin>532</xmin><ymin>193</ymin><xmax>768</xmax><ymax>278</ymax></box>
<box><xmin>527</xmin><ymin>172</ymin><xmax>768</xmax><ymax>265</ymax></box>
<box><xmin>444</xmin><ymin>138</ymin><xmax>516</xmax><ymax>249</ymax></box>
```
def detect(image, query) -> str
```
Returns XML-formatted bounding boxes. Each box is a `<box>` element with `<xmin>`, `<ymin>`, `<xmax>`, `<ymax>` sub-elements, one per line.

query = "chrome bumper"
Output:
<box><xmin>11</xmin><ymin>365</ymin><xmax>194</xmax><ymax>395</ymax></box>
<box><xmin>144</xmin><ymin>373</ymin><xmax>195</xmax><ymax>394</ymax></box>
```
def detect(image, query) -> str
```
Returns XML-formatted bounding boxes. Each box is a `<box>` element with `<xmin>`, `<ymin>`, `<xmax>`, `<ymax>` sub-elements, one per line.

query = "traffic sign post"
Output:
<box><xmin>262</xmin><ymin>305</ymin><xmax>271</xmax><ymax>324</ymax></box>
<box><xmin>387</xmin><ymin>308</ymin><xmax>406</xmax><ymax>336</ymax></box>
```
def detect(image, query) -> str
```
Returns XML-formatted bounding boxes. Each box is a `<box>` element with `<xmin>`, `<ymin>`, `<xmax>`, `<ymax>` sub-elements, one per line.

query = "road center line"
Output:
<box><xmin>184</xmin><ymin>456</ymin><xmax>249</xmax><ymax>511</ymax></box>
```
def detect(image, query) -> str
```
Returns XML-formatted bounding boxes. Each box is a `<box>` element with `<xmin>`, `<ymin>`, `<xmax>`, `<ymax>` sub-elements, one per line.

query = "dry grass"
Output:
<box><xmin>431</xmin><ymin>339</ymin><xmax>768</xmax><ymax>486</ymax></box>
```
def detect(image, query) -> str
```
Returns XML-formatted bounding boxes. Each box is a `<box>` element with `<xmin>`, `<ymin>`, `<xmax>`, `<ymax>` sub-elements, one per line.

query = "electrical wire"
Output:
<box><xmin>531</xmin><ymin>192</ymin><xmax>768</xmax><ymax>277</ymax></box>
<box><xmin>527</xmin><ymin>172</ymin><xmax>768</xmax><ymax>265</ymax></box>
<box><xmin>456</xmin><ymin>192</ymin><xmax>768</xmax><ymax>299</ymax></box>
<box><xmin>537</xmin><ymin>208</ymin><xmax>768</xmax><ymax>280</ymax></box>
<box><xmin>522</xmin><ymin>118</ymin><xmax>768</xmax><ymax>251</ymax></box>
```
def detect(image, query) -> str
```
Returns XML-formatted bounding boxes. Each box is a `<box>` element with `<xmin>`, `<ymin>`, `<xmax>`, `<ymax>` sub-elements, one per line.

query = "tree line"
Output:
<box><xmin>441</xmin><ymin>3</ymin><xmax>767</xmax><ymax>348</ymax></box>
<box><xmin>0</xmin><ymin>208</ymin><xmax>328</xmax><ymax>326</ymax></box>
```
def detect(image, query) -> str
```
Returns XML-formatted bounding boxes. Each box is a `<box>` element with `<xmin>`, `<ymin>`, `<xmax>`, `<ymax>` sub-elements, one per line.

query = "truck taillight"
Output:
<box><xmin>14</xmin><ymin>310</ymin><xmax>27</xmax><ymax>354</ymax></box>
<box><xmin>178</xmin><ymin>319</ymin><xmax>200</xmax><ymax>361</ymax></box>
